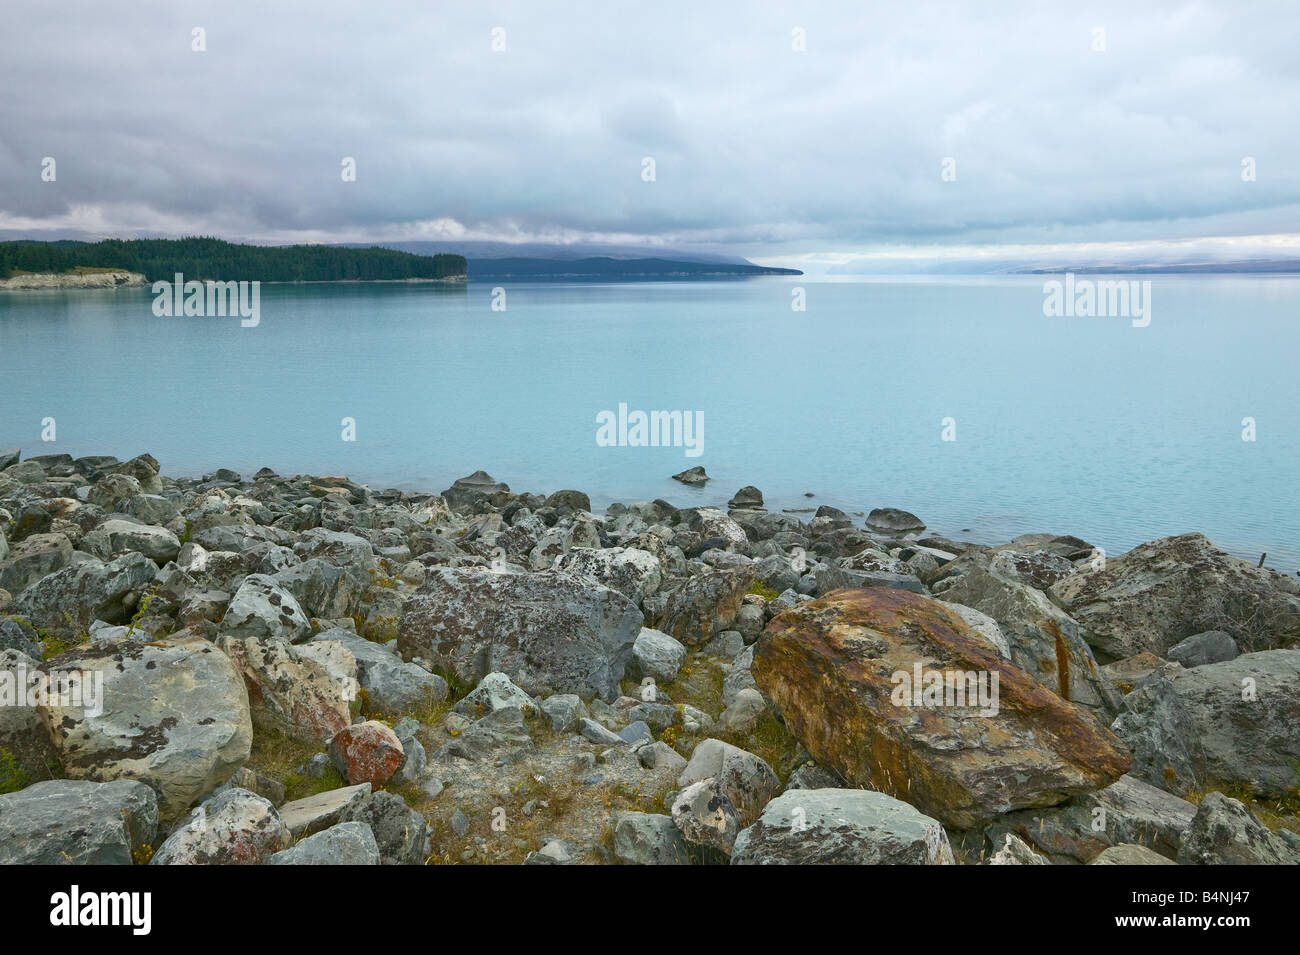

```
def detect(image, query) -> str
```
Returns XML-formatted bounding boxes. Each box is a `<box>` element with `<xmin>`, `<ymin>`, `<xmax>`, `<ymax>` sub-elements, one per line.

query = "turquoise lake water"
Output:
<box><xmin>1</xmin><ymin>275</ymin><xmax>1297</xmax><ymax>571</ymax></box>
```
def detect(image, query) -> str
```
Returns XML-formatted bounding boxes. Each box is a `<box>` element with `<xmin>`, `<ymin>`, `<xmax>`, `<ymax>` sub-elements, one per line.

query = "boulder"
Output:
<box><xmin>690</xmin><ymin>508</ymin><xmax>748</xmax><ymax>547</ymax></box>
<box><xmin>987</xmin><ymin>833</ymin><xmax>1050</xmax><ymax>865</ymax></box>
<box><xmin>1090</xmin><ymin>844</ymin><xmax>1176</xmax><ymax>865</ymax></box>
<box><xmin>754</xmin><ymin>588</ymin><xmax>1131</xmax><ymax>828</ymax></box>
<box><xmin>991</xmin><ymin>773</ymin><xmax>1196</xmax><ymax>863</ymax></box>
<box><xmin>655</xmin><ymin>566</ymin><xmax>753</xmax><ymax>646</ymax></box>
<box><xmin>0</xmin><ymin>649</ymin><xmax>60</xmax><ymax>780</ymax></box>
<box><xmin>1111</xmin><ymin>649</ymin><xmax>1300</xmax><ymax>798</ymax></box>
<box><xmin>13</xmin><ymin>550</ymin><xmax>158</xmax><ymax>632</ymax></box>
<box><xmin>0</xmin><ymin>617</ymin><xmax>41</xmax><ymax>659</ymax></box>
<box><xmin>552</xmin><ymin>546</ymin><xmax>663</xmax><ymax>605</ymax></box>
<box><xmin>310</xmin><ymin>629</ymin><xmax>447</xmax><ymax>716</ymax></box>
<box><xmin>277</xmin><ymin>783</ymin><xmax>372</xmax><ymax>837</ymax></box>
<box><xmin>111</xmin><ymin>454</ymin><xmax>163</xmax><ymax>494</ymax></box>
<box><xmin>812</xmin><ymin>564</ymin><xmax>925</xmax><ymax>596</ymax></box>
<box><xmin>1166</xmin><ymin>630</ymin><xmax>1239</xmax><ymax>668</ymax></box>
<box><xmin>1050</xmin><ymin>533</ymin><xmax>1300</xmax><ymax>658</ymax></box>
<box><xmin>0</xmin><ymin>779</ymin><xmax>157</xmax><ymax>865</ymax></box>
<box><xmin>677</xmin><ymin>738</ymin><xmax>780</xmax><ymax>826</ymax></box>
<box><xmin>150</xmin><ymin>788</ymin><xmax>290</xmax><ymax>864</ymax></box>
<box><xmin>397</xmin><ymin>567</ymin><xmax>640</xmax><ymax>701</ymax></box>
<box><xmin>539</xmin><ymin>693</ymin><xmax>587</xmax><ymax>733</ymax></box>
<box><xmin>1177</xmin><ymin>792</ymin><xmax>1300</xmax><ymax>865</ymax></box>
<box><xmin>716</xmin><ymin>687</ymin><xmax>768</xmax><ymax>735</ymax></box>
<box><xmin>865</xmin><ymin>507</ymin><xmax>925</xmax><ymax>535</ymax></box>
<box><xmin>87</xmin><ymin>473</ymin><xmax>143</xmax><ymax>511</ymax></box>
<box><xmin>613</xmin><ymin>811</ymin><xmax>692</xmax><ymax>865</ymax></box>
<box><xmin>524</xmin><ymin>839</ymin><xmax>578</xmax><ymax>865</ymax></box>
<box><xmin>728</xmin><ymin>486</ymin><xmax>764</xmax><ymax>510</ymax></box>
<box><xmin>218</xmin><ymin>636</ymin><xmax>356</xmax><ymax>743</ymax></box>
<box><xmin>338</xmin><ymin>789</ymin><xmax>428</xmax><ymax>865</ymax></box>
<box><xmin>732</xmin><ymin>789</ymin><xmax>955</xmax><ymax>865</ymax></box>
<box><xmin>122</xmin><ymin>494</ymin><xmax>181</xmax><ymax>526</ymax></box>
<box><xmin>218</xmin><ymin>574</ymin><xmax>311</xmax><ymax>643</ymax></box>
<box><xmin>672</xmin><ymin>466</ymin><xmax>709</xmax><ymax>486</ymax></box>
<box><xmin>273</xmin><ymin>558</ymin><xmax>364</xmax><ymax>620</ymax></box>
<box><xmin>544</xmin><ymin>489</ymin><xmax>591</xmax><ymax>513</ymax></box>
<box><xmin>437</xmin><ymin>706</ymin><xmax>534</xmax><ymax>760</ymax></box>
<box><xmin>81</xmin><ymin>519</ymin><xmax>180</xmax><ymax>564</ymax></box>
<box><xmin>441</xmin><ymin>470</ymin><xmax>509</xmax><ymax>511</ymax></box>
<box><xmin>39</xmin><ymin>636</ymin><xmax>252</xmax><ymax>816</ymax></box>
<box><xmin>0</xmin><ymin>532</ymin><xmax>73</xmax><ymax>594</ymax></box>
<box><xmin>328</xmin><ymin>721</ymin><xmax>405</xmax><ymax>785</ymax></box>
<box><xmin>268</xmin><ymin>821</ymin><xmax>380</xmax><ymax>865</ymax></box>
<box><xmin>626</xmin><ymin>628</ymin><xmax>687</xmax><ymax>684</ymax></box>
<box><xmin>936</xmin><ymin>561</ymin><xmax>1120</xmax><ymax>715</ymax></box>
<box><xmin>453</xmin><ymin>671</ymin><xmax>539</xmax><ymax>718</ymax></box>
<box><xmin>672</xmin><ymin>778</ymin><xmax>739</xmax><ymax>856</ymax></box>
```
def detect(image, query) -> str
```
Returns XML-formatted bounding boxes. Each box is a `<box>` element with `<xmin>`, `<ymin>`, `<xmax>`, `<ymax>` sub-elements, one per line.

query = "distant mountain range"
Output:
<box><xmin>464</xmin><ymin>256</ymin><xmax>801</xmax><ymax>279</ymax></box>
<box><xmin>363</xmin><ymin>240</ymin><xmax>755</xmax><ymax>265</ymax></box>
<box><xmin>355</xmin><ymin>241</ymin><xmax>802</xmax><ymax>278</ymax></box>
<box><xmin>1014</xmin><ymin>259</ymin><xmax>1300</xmax><ymax>275</ymax></box>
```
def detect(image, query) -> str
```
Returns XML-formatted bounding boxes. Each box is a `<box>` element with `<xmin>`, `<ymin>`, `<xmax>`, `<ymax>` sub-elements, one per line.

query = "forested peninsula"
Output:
<box><xmin>0</xmin><ymin>238</ymin><xmax>467</xmax><ymax>284</ymax></box>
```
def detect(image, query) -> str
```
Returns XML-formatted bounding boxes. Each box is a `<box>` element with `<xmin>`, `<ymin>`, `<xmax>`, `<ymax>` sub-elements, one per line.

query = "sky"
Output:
<box><xmin>1</xmin><ymin>0</ymin><xmax>1298</xmax><ymax>270</ymax></box>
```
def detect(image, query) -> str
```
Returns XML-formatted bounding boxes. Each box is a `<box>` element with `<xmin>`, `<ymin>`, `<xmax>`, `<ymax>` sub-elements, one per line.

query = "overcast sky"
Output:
<box><xmin>2</xmin><ymin>0</ymin><xmax>1298</xmax><ymax>268</ymax></box>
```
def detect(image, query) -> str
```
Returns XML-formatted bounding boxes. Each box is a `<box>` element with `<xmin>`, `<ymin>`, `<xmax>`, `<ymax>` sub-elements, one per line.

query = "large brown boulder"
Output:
<box><xmin>753</xmin><ymin>588</ymin><xmax>1130</xmax><ymax>829</ymax></box>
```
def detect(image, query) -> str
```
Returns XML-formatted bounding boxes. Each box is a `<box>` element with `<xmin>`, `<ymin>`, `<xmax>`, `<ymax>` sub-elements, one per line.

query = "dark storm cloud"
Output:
<box><xmin>1</xmin><ymin>0</ymin><xmax>1298</xmax><ymax>261</ymax></box>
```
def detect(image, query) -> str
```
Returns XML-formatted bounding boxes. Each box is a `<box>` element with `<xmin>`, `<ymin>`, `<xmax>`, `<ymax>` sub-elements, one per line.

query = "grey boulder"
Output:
<box><xmin>1177</xmin><ymin>792</ymin><xmax>1300</xmax><ymax>865</ymax></box>
<box><xmin>0</xmin><ymin>779</ymin><xmax>157</xmax><ymax>865</ymax></box>
<box><xmin>1112</xmin><ymin>649</ymin><xmax>1300</xmax><ymax>798</ymax></box>
<box><xmin>268</xmin><ymin>821</ymin><xmax>380</xmax><ymax>865</ymax></box>
<box><xmin>39</xmin><ymin>636</ymin><xmax>253</xmax><ymax>815</ymax></box>
<box><xmin>732</xmin><ymin>789</ymin><xmax>955</xmax><ymax>865</ymax></box>
<box><xmin>398</xmin><ymin>566</ymin><xmax>640</xmax><ymax>701</ymax></box>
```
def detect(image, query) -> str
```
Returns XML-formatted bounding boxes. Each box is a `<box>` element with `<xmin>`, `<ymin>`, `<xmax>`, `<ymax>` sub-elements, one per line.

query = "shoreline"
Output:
<box><xmin>0</xmin><ymin>445</ymin><xmax>1292</xmax><ymax>576</ymax></box>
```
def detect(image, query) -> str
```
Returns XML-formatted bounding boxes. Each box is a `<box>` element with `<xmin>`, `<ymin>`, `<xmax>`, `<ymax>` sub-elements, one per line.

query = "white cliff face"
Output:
<box><xmin>0</xmin><ymin>269</ymin><xmax>146</xmax><ymax>289</ymax></box>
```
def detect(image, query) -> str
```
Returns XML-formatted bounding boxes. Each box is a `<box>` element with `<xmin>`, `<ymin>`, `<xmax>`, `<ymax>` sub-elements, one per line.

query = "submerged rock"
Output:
<box><xmin>865</xmin><ymin>507</ymin><xmax>925</xmax><ymax>535</ymax></box>
<box><xmin>671</xmin><ymin>466</ymin><xmax>709</xmax><ymax>486</ymax></box>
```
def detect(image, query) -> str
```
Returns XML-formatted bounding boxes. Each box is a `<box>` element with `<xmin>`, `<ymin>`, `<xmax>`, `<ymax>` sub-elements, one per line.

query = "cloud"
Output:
<box><xmin>1</xmin><ymin>0</ymin><xmax>1297</xmax><ymax>259</ymax></box>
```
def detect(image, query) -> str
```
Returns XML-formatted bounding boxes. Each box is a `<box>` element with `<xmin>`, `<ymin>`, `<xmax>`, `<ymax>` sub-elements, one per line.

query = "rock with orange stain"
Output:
<box><xmin>218</xmin><ymin>636</ymin><xmax>356</xmax><ymax>744</ymax></box>
<box><xmin>327</xmin><ymin>720</ymin><xmax>405</xmax><ymax>786</ymax></box>
<box><xmin>753</xmin><ymin>588</ymin><xmax>1130</xmax><ymax>829</ymax></box>
<box><xmin>150</xmin><ymin>788</ymin><xmax>290</xmax><ymax>865</ymax></box>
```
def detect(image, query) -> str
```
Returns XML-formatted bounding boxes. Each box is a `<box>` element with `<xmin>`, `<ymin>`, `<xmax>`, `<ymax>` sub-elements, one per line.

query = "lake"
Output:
<box><xmin>1</xmin><ymin>274</ymin><xmax>1297</xmax><ymax>571</ymax></box>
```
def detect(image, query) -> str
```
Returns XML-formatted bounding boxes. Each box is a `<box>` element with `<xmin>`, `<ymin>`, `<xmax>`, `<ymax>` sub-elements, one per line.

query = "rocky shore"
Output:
<box><xmin>1</xmin><ymin>450</ymin><xmax>1298</xmax><ymax>865</ymax></box>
